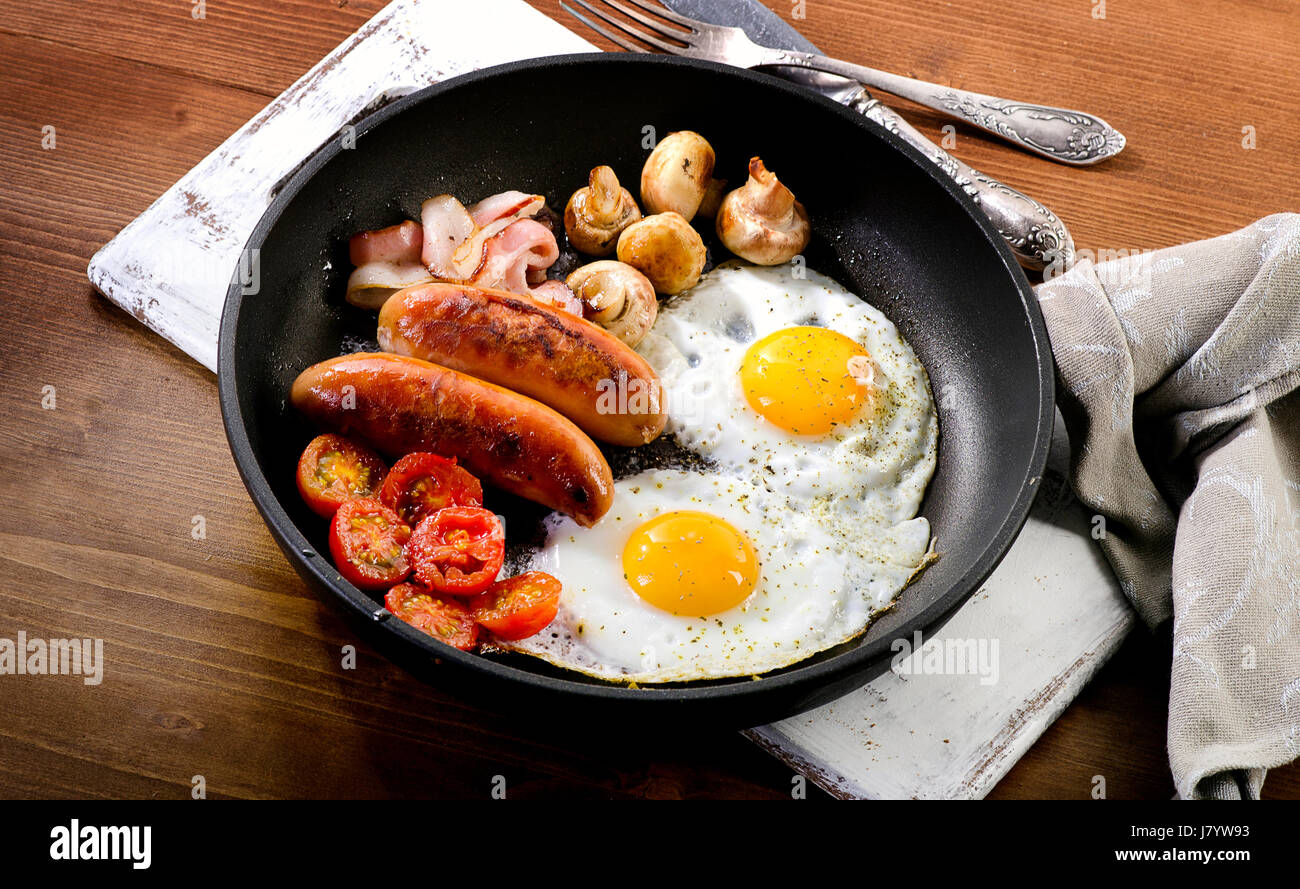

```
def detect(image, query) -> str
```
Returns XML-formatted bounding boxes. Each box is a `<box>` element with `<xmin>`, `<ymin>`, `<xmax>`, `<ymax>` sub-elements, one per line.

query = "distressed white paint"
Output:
<box><xmin>87</xmin><ymin>0</ymin><xmax>596</xmax><ymax>371</ymax></box>
<box><xmin>87</xmin><ymin>0</ymin><xmax>1129</xmax><ymax>798</ymax></box>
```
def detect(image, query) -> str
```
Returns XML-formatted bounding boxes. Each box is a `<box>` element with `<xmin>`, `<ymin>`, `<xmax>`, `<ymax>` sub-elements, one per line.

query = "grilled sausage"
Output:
<box><xmin>377</xmin><ymin>283</ymin><xmax>667</xmax><ymax>447</ymax></box>
<box><xmin>290</xmin><ymin>352</ymin><xmax>613</xmax><ymax>526</ymax></box>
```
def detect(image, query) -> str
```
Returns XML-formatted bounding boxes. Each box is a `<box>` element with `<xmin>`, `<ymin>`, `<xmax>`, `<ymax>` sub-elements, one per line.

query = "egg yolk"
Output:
<box><xmin>621</xmin><ymin>511</ymin><xmax>759</xmax><ymax>616</ymax></box>
<box><xmin>740</xmin><ymin>326</ymin><xmax>876</xmax><ymax>436</ymax></box>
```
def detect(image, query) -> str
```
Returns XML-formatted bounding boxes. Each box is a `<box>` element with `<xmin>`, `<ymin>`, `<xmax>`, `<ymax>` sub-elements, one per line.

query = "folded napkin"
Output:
<box><xmin>1036</xmin><ymin>214</ymin><xmax>1300</xmax><ymax>799</ymax></box>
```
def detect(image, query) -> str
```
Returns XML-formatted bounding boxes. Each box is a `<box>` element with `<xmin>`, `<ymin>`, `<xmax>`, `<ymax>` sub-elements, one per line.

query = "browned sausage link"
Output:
<box><xmin>290</xmin><ymin>353</ymin><xmax>614</xmax><ymax>526</ymax></box>
<box><xmin>377</xmin><ymin>283</ymin><xmax>667</xmax><ymax>447</ymax></box>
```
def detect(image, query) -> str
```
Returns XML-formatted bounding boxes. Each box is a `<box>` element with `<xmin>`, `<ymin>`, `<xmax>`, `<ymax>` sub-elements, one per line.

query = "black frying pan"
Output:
<box><xmin>218</xmin><ymin>54</ymin><xmax>1054</xmax><ymax>728</ymax></box>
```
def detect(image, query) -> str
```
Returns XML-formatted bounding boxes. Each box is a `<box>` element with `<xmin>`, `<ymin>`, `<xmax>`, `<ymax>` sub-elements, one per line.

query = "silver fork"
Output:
<box><xmin>561</xmin><ymin>0</ymin><xmax>1125</xmax><ymax>166</ymax></box>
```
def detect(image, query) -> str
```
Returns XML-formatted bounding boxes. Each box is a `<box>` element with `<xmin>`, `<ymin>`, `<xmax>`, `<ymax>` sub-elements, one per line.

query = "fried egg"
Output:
<box><xmin>640</xmin><ymin>262</ymin><xmax>936</xmax><ymax>516</ymax></box>
<box><xmin>505</xmin><ymin>262</ymin><xmax>938</xmax><ymax>682</ymax></box>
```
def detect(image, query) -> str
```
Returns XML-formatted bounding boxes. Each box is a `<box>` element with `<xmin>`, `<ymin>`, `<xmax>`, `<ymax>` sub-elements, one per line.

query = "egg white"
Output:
<box><xmin>503</xmin><ymin>262</ymin><xmax>939</xmax><ymax>683</ymax></box>
<box><xmin>641</xmin><ymin>261</ymin><xmax>937</xmax><ymax>519</ymax></box>
<box><xmin>508</xmin><ymin>470</ymin><xmax>932</xmax><ymax>682</ymax></box>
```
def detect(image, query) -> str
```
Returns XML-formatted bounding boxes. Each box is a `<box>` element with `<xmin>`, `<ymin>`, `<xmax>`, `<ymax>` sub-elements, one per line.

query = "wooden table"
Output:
<box><xmin>1</xmin><ymin>0</ymin><xmax>1296</xmax><ymax>799</ymax></box>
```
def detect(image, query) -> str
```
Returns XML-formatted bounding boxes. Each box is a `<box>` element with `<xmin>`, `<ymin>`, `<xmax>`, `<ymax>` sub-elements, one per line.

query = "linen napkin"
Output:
<box><xmin>1036</xmin><ymin>213</ymin><xmax>1300</xmax><ymax>799</ymax></box>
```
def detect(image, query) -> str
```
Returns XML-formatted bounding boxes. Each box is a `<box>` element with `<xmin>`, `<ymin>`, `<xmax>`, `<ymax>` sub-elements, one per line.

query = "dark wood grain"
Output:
<box><xmin>0</xmin><ymin>0</ymin><xmax>1296</xmax><ymax>799</ymax></box>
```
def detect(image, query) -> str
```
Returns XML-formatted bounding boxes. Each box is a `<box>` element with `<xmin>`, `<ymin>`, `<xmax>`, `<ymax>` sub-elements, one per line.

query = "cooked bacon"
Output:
<box><xmin>349</xmin><ymin>220</ymin><xmax>423</xmax><ymax>266</ymax></box>
<box><xmin>466</xmin><ymin>190</ymin><xmax>545</xmax><ymax>228</ymax></box>
<box><xmin>345</xmin><ymin>261</ymin><xmax>434</xmax><ymax>309</ymax></box>
<box><xmin>345</xmin><ymin>193</ymin><xmax>556</xmax><ymax>311</ymax></box>
<box><xmin>463</xmin><ymin>220</ymin><xmax>581</xmax><ymax>315</ymax></box>
<box><xmin>419</xmin><ymin>195</ymin><xmax>478</xmax><ymax>278</ymax></box>
<box><xmin>469</xmin><ymin>219</ymin><xmax>559</xmax><ymax>294</ymax></box>
<box><xmin>529</xmin><ymin>279</ymin><xmax>584</xmax><ymax>317</ymax></box>
<box><xmin>346</xmin><ymin>221</ymin><xmax>434</xmax><ymax>308</ymax></box>
<box><xmin>420</xmin><ymin>192</ymin><xmax>549</xmax><ymax>284</ymax></box>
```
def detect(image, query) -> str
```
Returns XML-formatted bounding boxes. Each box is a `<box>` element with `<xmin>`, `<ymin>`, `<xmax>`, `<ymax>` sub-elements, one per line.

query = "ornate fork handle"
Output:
<box><xmin>852</xmin><ymin>94</ymin><xmax>1075</xmax><ymax>271</ymax></box>
<box><xmin>769</xmin><ymin>50</ymin><xmax>1125</xmax><ymax>166</ymax></box>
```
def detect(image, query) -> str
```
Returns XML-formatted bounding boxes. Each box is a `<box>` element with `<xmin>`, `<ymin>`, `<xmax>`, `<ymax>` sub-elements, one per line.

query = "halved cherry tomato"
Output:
<box><xmin>296</xmin><ymin>434</ymin><xmax>387</xmax><ymax>518</ymax></box>
<box><xmin>385</xmin><ymin>583</ymin><xmax>479</xmax><ymax>651</ymax></box>
<box><xmin>407</xmin><ymin>507</ymin><xmax>505</xmax><ymax>595</ymax></box>
<box><xmin>329</xmin><ymin>498</ymin><xmax>411</xmax><ymax>590</ymax></box>
<box><xmin>378</xmin><ymin>452</ymin><xmax>483</xmax><ymax>527</ymax></box>
<box><xmin>468</xmin><ymin>571</ymin><xmax>562</xmax><ymax>641</ymax></box>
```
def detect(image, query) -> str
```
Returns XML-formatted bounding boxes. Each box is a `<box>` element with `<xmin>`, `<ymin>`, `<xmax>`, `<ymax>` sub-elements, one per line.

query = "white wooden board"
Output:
<box><xmin>88</xmin><ymin>0</ymin><xmax>596</xmax><ymax>372</ymax></box>
<box><xmin>87</xmin><ymin>0</ymin><xmax>1131</xmax><ymax>798</ymax></box>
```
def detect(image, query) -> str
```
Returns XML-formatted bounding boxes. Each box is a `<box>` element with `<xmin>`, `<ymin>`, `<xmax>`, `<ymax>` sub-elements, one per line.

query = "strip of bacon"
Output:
<box><xmin>468</xmin><ymin>219</ymin><xmax>558</xmax><ymax>293</ymax></box>
<box><xmin>422</xmin><ymin>192</ymin><xmax>546</xmax><ymax>281</ymax></box>
<box><xmin>347</xmin><ymin>192</ymin><xmax>560</xmax><ymax>310</ymax></box>
<box><xmin>345</xmin><ymin>262</ymin><xmax>434</xmax><ymax>309</ymax></box>
<box><xmin>346</xmin><ymin>220</ymin><xmax>434</xmax><ymax>307</ymax></box>
<box><xmin>529</xmin><ymin>279</ymin><xmax>584</xmax><ymax>316</ymax></box>
<box><xmin>348</xmin><ymin>220</ymin><xmax>423</xmax><ymax>266</ymax></box>
<box><xmin>468</xmin><ymin>220</ymin><xmax>581</xmax><ymax>315</ymax></box>
<box><xmin>467</xmin><ymin>190</ymin><xmax>546</xmax><ymax>228</ymax></box>
<box><xmin>419</xmin><ymin>195</ymin><xmax>478</xmax><ymax>278</ymax></box>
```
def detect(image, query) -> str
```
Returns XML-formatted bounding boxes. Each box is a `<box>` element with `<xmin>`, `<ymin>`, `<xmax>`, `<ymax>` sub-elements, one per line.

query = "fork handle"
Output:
<box><xmin>768</xmin><ymin>50</ymin><xmax>1125</xmax><ymax>166</ymax></box>
<box><xmin>853</xmin><ymin>95</ymin><xmax>1075</xmax><ymax>271</ymax></box>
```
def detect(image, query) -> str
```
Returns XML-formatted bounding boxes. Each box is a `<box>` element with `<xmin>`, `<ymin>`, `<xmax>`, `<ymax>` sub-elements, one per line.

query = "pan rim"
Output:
<box><xmin>218</xmin><ymin>52</ymin><xmax>1055</xmax><ymax>713</ymax></box>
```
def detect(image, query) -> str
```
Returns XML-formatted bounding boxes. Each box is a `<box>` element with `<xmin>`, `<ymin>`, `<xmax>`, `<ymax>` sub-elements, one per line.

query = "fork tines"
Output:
<box><xmin>560</xmin><ymin>0</ymin><xmax>696</xmax><ymax>54</ymax></box>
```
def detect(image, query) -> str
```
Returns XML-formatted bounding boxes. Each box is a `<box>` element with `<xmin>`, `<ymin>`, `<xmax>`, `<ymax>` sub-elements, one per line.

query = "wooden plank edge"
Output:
<box><xmin>743</xmin><ymin>612</ymin><xmax>1136</xmax><ymax>799</ymax></box>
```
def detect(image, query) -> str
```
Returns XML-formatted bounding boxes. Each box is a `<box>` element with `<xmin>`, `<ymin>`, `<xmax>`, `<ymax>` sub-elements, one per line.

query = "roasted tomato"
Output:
<box><xmin>468</xmin><ymin>571</ymin><xmax>562</xmax><ymax>641</ymax></box>
<box><xmin>385</xmin><ymin>583</ymin><xmax>479</xmax><ymax>651</ymax></box>
<box><xmin>296</xmin><ymin>434</ymin><xmax>387</xmax><ymax>518</ymax></box>
<box><xmin>328</xmin><ymin>498</ymin><xmax>411</xmax><ymax>590</ymax></box>
<box><xmin>378</xmin><ymin>452</ymin><xmax>483</xmax><ymax>527</ymax></box>
<box><xmin>407</xmin><ymin>507</ymin><xmax>505</xmax><ymax>595</ymax></box>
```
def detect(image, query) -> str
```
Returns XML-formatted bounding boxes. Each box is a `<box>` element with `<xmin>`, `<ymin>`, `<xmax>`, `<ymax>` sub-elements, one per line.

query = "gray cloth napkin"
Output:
<box><xmin>1035</xmin><ymin>213</ymin><xmax>1300</xmax><ymax>799</ymax></box>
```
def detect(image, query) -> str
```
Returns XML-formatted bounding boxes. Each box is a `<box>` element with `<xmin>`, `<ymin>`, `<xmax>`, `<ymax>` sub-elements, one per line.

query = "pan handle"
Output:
<box><xmin>854</xmin><ymin>95</ymin><xmax>1076</xmax><ymax>273</ymax></box>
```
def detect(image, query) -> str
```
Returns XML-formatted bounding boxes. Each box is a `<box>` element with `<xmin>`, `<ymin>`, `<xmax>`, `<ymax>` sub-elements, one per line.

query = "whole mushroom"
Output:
<box><xmin>640</xmin><ymin>131</ymin><xmax>715</xmax><ymax>221</ymax></box>
<box><xmin>616</xmin><ymin>212</ymin><xmax>707</xmax><ymax>296</ymax></box>
<box><xmin>716</xmin><ymin>157</ymin><xmax>811</xmax><ymax>265</ymax></box>
<box><xmin>695</xmin><ymin>177</ymin><xmax>728</xmax><ymax>220</ymax></box>
<box><xmin>564</xmin><ymin>165</ymin><xmax>642</xmax><ymax>256</ymax></box>
<box><xmin>566</xmin><ymin>261</ymin><xmax>658</xmax><ymax>347</ymax></box>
